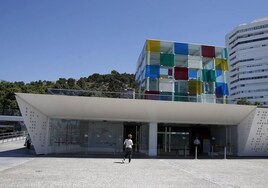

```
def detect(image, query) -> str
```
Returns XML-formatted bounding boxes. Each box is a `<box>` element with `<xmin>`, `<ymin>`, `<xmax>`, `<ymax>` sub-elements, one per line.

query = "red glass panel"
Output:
<box><xmin>174</xmin><ymin>67</ymin><xmax>188</xmax><ymax>80</ymax></box>
<box><xmin>145</xmin><ymin>90</ymin><xmax>160</xmax><ymax>100</ymax></box>
<box><xmin>201</xmin><ymin>46</ymin><xmax>215</xmax><ymax>58</ymax></box>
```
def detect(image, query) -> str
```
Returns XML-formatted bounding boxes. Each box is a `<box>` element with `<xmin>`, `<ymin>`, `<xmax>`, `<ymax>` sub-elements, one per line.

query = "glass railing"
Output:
<box><xmin>48</xmin><ymin>88</ymin><xmax>233</xmax><ymax>104</ymax></box>
<box><xmin>0</xmin><ymin>108</ymin><xmax>21</xmax><ymax>116</ymax></box>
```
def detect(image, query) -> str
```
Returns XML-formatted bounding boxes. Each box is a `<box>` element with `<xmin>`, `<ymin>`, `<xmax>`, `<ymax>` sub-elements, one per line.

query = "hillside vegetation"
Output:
<box><xmin>0</xmin><ymin>70</ymin><xmax>136</xmax><ymax>111</ymax></box>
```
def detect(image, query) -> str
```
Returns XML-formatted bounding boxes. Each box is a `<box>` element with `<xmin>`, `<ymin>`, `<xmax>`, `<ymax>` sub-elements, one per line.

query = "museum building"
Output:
<box><xmin>15</xmin><ymin>39</ymin><xmax>268</xmax><ymax>157</ymax></box>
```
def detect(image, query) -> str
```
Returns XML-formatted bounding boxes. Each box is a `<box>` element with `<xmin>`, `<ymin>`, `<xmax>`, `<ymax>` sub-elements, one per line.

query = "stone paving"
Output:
<box><xmin>1</xmin><ymin>140</ymin><xmax>268</xmax><ymax>188</ymax></box>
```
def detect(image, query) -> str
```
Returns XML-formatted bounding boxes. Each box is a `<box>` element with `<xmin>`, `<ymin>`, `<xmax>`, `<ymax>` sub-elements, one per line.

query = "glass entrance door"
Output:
<box><xmin>124</xmin><ymin>123</ymin><xmax>140</xmax><ymax>152</ymax></box>
<box><xmin>158</xmin><ymin>126</ymin><xmax>190</xmax><ymax>156</ymax></box>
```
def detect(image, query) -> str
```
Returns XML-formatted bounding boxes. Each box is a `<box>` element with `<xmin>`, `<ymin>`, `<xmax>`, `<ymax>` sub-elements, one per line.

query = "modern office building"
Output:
<box><xmin>135</xmin><ymin>39</ymin><xmax>229</xmax><ymax>104</ymax></box>
<box><xmin>15</xmin><ymin>38</ymin><xmax>268</xmax><ymax>157</ymax></box>
<box><xmin>226</xmin><ymin>17</ymin><xmax>268</xmax><ymax>105</ymax></box>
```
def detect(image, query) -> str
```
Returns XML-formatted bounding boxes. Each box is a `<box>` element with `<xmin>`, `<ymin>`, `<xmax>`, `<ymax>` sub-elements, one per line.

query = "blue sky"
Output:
<box><xmin>1</xmin><ymin>0</ymin><xmax>268</xmax><ymax>83</ymax></box>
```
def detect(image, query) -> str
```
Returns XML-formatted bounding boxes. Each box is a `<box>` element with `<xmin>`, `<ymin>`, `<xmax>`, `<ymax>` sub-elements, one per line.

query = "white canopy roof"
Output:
<box><xmin>16</xmin><ymin>93</ymin><xmax>256</xmax><ymax>125</ymax></box>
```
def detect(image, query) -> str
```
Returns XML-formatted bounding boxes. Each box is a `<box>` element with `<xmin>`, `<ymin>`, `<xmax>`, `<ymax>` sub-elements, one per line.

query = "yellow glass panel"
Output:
<box><xmin>188</xmin><ymin>80</ymin><xmax>203</xmax><ymax>95</ymax></box>
<box><xmin>146</xmin><ymin>40</ymin><xmax>160</xmax><ymax>52</ymax></box>
<box><xmin>197</xmin><ymin>80</ymin><xmax>203</xmax><ymax>94</ymax></box>
<box><xmin>215</xmin><ymin>59</ymin><xmax>228</xmax><ymax>71</ymax></box>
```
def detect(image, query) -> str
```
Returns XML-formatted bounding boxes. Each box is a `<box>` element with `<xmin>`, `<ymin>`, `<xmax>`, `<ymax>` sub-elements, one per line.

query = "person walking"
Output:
<box><xmin>122</xmin><ymin>134</ymin><xmax>133</xmax><ymax>164</ymax></box>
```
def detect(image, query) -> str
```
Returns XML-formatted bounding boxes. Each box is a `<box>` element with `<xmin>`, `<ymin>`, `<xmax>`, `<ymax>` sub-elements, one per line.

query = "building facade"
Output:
<box><xmin>135</xmin><ymin>39</ymin><xmax>229</xmax><ymax>104</ymax></box>
<box><xmin>16</xmin><ymin>92</ymin><xmax>268</xmax><ymax>157</ymax></box>
<box><xmin>226</xmin><ymin>17</ymin><xmax>268</xmax><ymax>105</ymax></box>
<box><xmin>15</xmin><ymin>38</ymin><xmax>268</xmax><ymax>157</ymax></box>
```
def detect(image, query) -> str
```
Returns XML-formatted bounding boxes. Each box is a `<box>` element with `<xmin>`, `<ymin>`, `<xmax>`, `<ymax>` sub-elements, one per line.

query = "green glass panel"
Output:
<box><xmin>224</xmin><ymin>48</ymin><xmax>228</xmax><ymax>59</ymax></box>
<box><xmin>160</xmin><ymin>53</ymin><xmax>174</xmax><ymax>67</ymax></box>
<box><xmin>202</xmin><ymin>69</ymin><xmax>216</xmax><ymax>82</ymax></box>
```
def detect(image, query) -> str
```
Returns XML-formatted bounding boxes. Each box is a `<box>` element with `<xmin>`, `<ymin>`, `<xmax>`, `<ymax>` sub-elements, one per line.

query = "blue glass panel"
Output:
<box><xmin>216</xmin><ymin>83</ymin><xmax>228</xmax><ymax>96</ymax></box>
<box><xmin>189</xmin><ymin>69</ymin><xmax>197</xmax><ymax>79</ymax></box>
<box><xmin>174</xmin><ymin>43</ymin><xmax>188</xmax><ymax>55</ymax></box>
<box><xmin>216</xmin><ymin>70</ymin><xmax>224</xmax><ymax>82</ymax></box>
<box><xmin>145</xmin><ymin>65</ymin><xmax>160</xmax><ymax>78</ymax></box>
<box><xmin>216</xmin><ymin>70</ymin><xmax>223</xmax><ymax>77</ymax></box>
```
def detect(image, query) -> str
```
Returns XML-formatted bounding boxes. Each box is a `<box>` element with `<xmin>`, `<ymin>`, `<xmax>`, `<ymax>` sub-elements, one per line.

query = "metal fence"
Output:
<box><xmin>0</xmin><ymin>131</ymin><xmax>26</xmax><ymax>144</ymax></box>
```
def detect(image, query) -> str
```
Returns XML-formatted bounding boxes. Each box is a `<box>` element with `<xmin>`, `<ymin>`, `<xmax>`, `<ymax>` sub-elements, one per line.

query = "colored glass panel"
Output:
<box><xmin>201</xmin><ymin>45</ymin><xmax>215</xmax><ymax>58</ymax></box>
<box><xmin>215</xmin><ymin>58</ymin><xmax>228</xmax><ymax>71</ymax></box>
<box><xmin>145</xmin><ymin>65</ymin><xmax>160</xmax><ymax>78</ymax></box>
<box><xmin>189</xmin><ymin>69</ymin><xmax>197</xmax><ymax>80</ymax></box>
<box><xmin>224</xmin><ymin>49</ymin><xmax>228</xmax><ymax>59</ymax></box>
<box><xmin>174</xmin><ymin>93</ymin><xmax>189</xmax><ymax>102</ymax></box>
<box><xmin>202</xmin><ymin>69</ymin><xmax>216</xmax><ymax>82</ymax></box>
<box><xmin>168</xmin><ymin>69</ymin><xmax>173</xmax><ymax>76</ymax></box>
<box><xmin>215</xmin><ymin>83</ymin><xmax>228</xmax><ymax>97</ymax></box>
<box><xmin>160</xmin><ymin>53</ymin><xmax>174</xmax><ymax>67</ymax></box>
<box><xmin>216</xmin><ymin>70</ymin><xmax>224</xmax><ymax>82</ymax></box>
<box><xmin>188</xmin><ymin>80</ymin><xmax>202</xmax><ymax>95</ymax></box>
<box><xmin>174</xmin><ymin>67</ymin><xmax>188</xmax><ymax>80</ymax></box>
<box><xmin>174</xmin><ymin>43</ymin><xmax>188</xmax><ymax>55</ymax></box>
<box><xmin>160</xmin><ymin>92</ymin><xmax>172</xmax><ymax>101</ymax></box>
<box><xmin>146</xmin><ymin>40</ymin><xmax>160</xmax><ymax>52</ymax></box>
<box><xmin>145</xmin><ymin>90</ymin><xmax>159</xmax><ymax>100</ymax></box>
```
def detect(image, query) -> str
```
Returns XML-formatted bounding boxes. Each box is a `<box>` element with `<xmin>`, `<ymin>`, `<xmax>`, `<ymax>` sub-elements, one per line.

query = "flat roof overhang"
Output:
<box><xmin>16</xmin><ymin>93</ymin><xmax>257</xmax><ymax>125</ymax></box>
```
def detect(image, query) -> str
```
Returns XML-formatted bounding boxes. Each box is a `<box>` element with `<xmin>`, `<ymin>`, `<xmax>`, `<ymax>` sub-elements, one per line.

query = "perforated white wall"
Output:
<box><xmin>237</xmin><ymin>109</ymin><xmax>255</xmax><ymax>155</ymax></box>
<box><xmin>243</xmin><ymin>108</ymin><xmax>268</xmax><ymax>156</ymax></box>
<box><xmin>16</xmin><ymin>96</ymin><xmax>48</xmax><ymax>154</ymax></box>
<box><xmin>237</xmin><ymin>108</ymin><xmax>268</xmax><ymax>156</ymax></box>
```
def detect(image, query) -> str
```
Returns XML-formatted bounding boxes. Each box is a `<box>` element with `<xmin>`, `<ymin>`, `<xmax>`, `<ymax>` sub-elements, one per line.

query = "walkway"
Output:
<box><xmin>0</xmin><ymin>140</ymin><xmax>268</xmax><ymax>187</ymax></box>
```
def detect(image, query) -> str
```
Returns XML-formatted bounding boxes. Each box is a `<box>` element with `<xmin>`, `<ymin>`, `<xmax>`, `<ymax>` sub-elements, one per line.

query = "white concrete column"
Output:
<box><xmin>149</xmin><ymin>122</ymin><xmax>158</xmax><ymax>156</ymax></box>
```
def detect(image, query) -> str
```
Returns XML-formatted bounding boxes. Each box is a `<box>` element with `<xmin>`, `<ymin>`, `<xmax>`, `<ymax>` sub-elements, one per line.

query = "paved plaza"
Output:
<box><xmin>0</xmin><ymin>141</ymin><xmax>268</xmax><ymax>188</ymax></box>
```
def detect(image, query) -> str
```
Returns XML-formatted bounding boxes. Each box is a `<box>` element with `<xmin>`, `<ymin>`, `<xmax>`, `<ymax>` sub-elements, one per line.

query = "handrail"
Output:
<box><xmin>0</xmin><ymin>131</ymin><xmax>26</xmax><ymax>144</ymax></box>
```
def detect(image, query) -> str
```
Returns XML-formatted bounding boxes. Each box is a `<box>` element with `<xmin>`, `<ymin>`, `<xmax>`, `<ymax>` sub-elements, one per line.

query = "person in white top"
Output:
<box><xmin>122</xmin><ymin>134</ymin><xmax>133</xmax><ymax>163</ymax></box>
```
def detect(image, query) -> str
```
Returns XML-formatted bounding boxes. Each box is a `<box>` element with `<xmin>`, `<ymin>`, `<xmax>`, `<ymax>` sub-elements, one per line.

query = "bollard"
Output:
<box><xmin>195</xmin><ymin>146</ymin><xmax>198</xmax><ymax>160</ymax></box>
<box><xmin>184</xmin><ymin>145</ymin><xmax>186</xmax><ymax>157</ymax></box>
<box><xmin>224</xmin><ymin>146</ymin><xmax>227</xmax><ymax>160</ymax></box>
<box><xmin>211</xmin><ymin>145</ymin><xmax>214</xmax><ymax>158</ymax></box>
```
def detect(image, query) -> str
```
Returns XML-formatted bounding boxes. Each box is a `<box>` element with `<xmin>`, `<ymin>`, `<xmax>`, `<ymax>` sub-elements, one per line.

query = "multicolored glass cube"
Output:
<box><xmin>136</xmin><ymin>39</ymin><xmax>229</xmax><ymax>103</ymax></box>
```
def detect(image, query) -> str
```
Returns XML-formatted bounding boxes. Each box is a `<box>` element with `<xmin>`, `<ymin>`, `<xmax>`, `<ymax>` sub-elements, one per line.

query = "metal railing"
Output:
<box><xmin>0</xmin><ymin>131</ymin><xmax>26</xmax><ymax>144</ymax></box>
<box><xmin>48</xmin><ymin>88</ymin><xmax>232</xmax><ymax>104</ymax></box>
<box><xmin>0</xmin><ymin>108</ymin><xmax>21</xmax><ymax>116</ymax></box>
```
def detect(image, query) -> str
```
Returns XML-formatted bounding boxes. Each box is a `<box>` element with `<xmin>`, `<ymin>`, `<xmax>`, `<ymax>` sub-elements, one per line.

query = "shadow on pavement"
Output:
<box><xmin>0</xmin><ymin>147</ymin><xmax>35</xmax><ymax>157</ymax></box>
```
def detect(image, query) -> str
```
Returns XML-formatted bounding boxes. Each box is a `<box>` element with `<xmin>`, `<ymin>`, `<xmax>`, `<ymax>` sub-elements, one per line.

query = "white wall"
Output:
<box><xmin>16</xmin><ymin>96</ymin><xmax>48</xmax><ymax>154</ymax></box>
<box><xmin>238</xmin><ymin>108</ymin><xmax>268</xmax><ymax>156</ymax></box>
<box><xmin>148</xmin><ymin>122</ymin><xmax>158</xmax><ymax>156</ymax></box>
